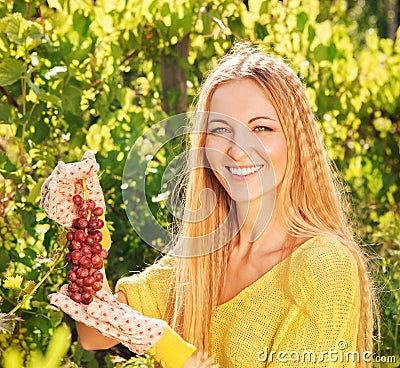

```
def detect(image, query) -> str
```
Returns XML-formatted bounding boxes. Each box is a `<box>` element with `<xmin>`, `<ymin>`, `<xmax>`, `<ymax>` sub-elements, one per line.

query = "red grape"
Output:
<box><xmin>92</xmin><ymin>207</ymin><xmax>104</xmax><ymax>217</ymax></box>
<box><xmin>88</xmin><ymin>218</ymin><xmax>98</xmax><ymax>229</ymax></box>
<box><xmin>72</xmin><ymin>194</ymin><xmax>84</xmax><ymax>205</ymax></box>
<box><xmin>93</xmin><ymin>282</ymin><xmax>103</xmax><ymax>291</ymax></box>
<box><xmin>92</xmin><ymin>231</ymin><xmax>102</xmax><ymax>242</ymax></box>
<box><xmin>91</xmin><ymin>254</ymin><xmax>102</xmax><ymax>265</ymax></box>
<box><xmin>67</xmin><ymin>270</ymin><xmax>77</xmax><ymax>282</ymax></box>
<box><xmin>65</xmin><ymin>252</ymin><xmax>72</xmax><ymax>263</ymax></box>
<box><xmin>74</xmin><ymin>229</ymin><xmax>86</xmax><ymax>242</ymax></box>
<box><xmin>71</xmin><ymin>250</ymin><xmax>82</xmax><ymax>260</ymax></box>
<box><xmin>92</xmin><ymin>260</ymin><xmax>103</xmax><ymax>270</ymax></box>
<box><xmin>83</xmin><ymin>276</ymin><xmax>94</xmax><ymax>286</ymax></box>
<box><xmin>70</xmin><ymin>292</ymin><xmax>82</xmax><ymax>303</ymax></box>
<box><xmin>77</xmin><ymin>218</ymin><xmax>89</xmax><ymax>230</ymax></box>
<box><xmin>86</xmin><ymin>199</ymin><xmax>96</xmax><ymax>211</ymax></box>
<box><xmin>91</xmin><ymin>242</ymin><xmax>102</xmax><ymax>253</ymax></box>
<box><xmin>75</xmin><ymin>278</ymin><xmax>84</xmax><ymax>287</ymax></box>
<box><xmin>79</xmin><ymin>256</ymin><xmax>91</xmax><ymax>268</ymax></box>
<box><xmin>81</xmin><ymin>245</ymin><xmax>92</xmax><ymax>257</ymax></box>
<box><xmin>84</xmin><ymin>235</ymin><xmax>95</xmax><ymax>245</ymax></box>
<box><xmin>83</xmin><ymin>285</ymin><xmax>94</xmax><ymax>293</ymax></box>
<box><xmin>93</xmin><ymin>271</ymin><xmax>103</xmax><ymax>282</ymax></box>
<box><xmin>70</xmin><ymin>240</ymin><xmax>82</xmax><ymax>250</ymax></box>
<box><xmin>81</xmin><ymin>292</ymin><xmax>93</xmax><ymax>305</ymax></box>
<box><xmin>96</xmin><ymin>218</ymin><xmax>104</xmax><ymax>229</ymax></box>
<box><xmin>66</xmin><ymin>231</ymin><xmax>75</xmax><ymax>241</ymax></box>
<box><xmin>76</xmin><ymin>267</ymin><xmax>89</xmax><ymax>279</ymax></box>
<box><xmin>68</xmin><ymin>282</ymin><xmax>79</xmax><ymax>293</ymax></box>
<box><xmin>78</xmin><ymin>207</ymin><xmax>88</xmax><ymax>218</ymax></box>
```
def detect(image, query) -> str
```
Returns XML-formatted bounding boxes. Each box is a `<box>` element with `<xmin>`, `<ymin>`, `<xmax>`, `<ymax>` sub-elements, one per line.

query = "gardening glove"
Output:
<box><xmin>49</xmin><ymin>285</ymin><xmax>196</xmax><ymax>368</ymax></box>
<box><xmin>40</xmin><ymin>150</ymin><xmax>111</xmax><ymax>249</ymax></box>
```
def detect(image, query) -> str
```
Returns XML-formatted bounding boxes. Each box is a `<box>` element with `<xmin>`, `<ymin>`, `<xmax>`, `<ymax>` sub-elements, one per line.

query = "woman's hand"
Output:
<box><xmin>41</xmin><ymin>150</ymin><xmax>105</xmax><ymax>229</ymax></box>
<box><xmin>49</xmin><ymin>285</ymin><xmax>166</xmax><ymax>355</ymax></box>
<box><xmin>182</xmin><ymin>352</ymin><xmax>219</xmax><ymax>368</ymax></box>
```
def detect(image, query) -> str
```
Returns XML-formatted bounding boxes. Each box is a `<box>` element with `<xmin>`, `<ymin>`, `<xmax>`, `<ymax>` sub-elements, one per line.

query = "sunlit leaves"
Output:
<box><xmin>3</xmin><ymin>275</ymin><xmax>23</xmax><ymax>290</ymax></box>
<box><xmin>0</xmin><ymin>0</ymin><xmax>398</xmax><ymax>364</ymax></box>
<box><xmin>0</xmin><ymin>58</ymin><xmax>25</xmax><ymax>85</ymax></box>
<box><xmin>2</xmin><ymin>324</ymin><xmax>71</xmax><ymax>368</ymax></box>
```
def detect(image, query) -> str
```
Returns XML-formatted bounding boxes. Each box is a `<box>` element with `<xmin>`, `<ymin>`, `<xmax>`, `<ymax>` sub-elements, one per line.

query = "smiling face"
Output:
<box><xmin>204</xmin><ymin>78</ymin><xmax>288</xmax><ymax>203</ymax></box>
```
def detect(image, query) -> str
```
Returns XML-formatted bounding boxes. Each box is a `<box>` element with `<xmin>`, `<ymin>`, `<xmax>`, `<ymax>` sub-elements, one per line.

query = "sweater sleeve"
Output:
<box><xmin>115</xmin><ymin>256</ymin><xmax>174</xmax><ymax>319</ymax></box>
<box><xmin>268</xmin><ymin>238</ymin><xmax>361</xmax><ymax>367</ymax></box>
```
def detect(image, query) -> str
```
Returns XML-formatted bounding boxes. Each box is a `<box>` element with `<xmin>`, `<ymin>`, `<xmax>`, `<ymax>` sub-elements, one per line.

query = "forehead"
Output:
<box><xmin>209</xmin><ymin>79</ymin><xmax>278</xmax><ymax>123</ymax></box>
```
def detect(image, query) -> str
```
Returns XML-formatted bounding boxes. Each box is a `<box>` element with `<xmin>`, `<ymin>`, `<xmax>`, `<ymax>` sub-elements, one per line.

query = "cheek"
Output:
<box><xmin>204</xmin><ymin>137</ymin><xmax>225</xmax><ymax>166</ymax></box>
<box><xmin>273</xmin><ymin>142</ymin><xmax>288</xmax><ymax>176</ymax></box>
<box><xmin>204</xmin><ymin>138</ymin><xmax>214</xmax><ymax>166</ymax></box>
<box><xmin>262</xmin><ymin>138</ymin><xmax>287</xmax><ymax>174</ymax></box>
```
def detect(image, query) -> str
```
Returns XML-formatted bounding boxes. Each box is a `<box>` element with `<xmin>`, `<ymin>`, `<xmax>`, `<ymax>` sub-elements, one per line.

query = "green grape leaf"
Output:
<box><xmin>0</xmin><ymin>58</ymin><xmax>25</xmax><ymax>86</ymax></box>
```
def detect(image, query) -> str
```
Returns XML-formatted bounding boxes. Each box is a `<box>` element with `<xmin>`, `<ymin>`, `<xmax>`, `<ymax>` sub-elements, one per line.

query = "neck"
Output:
<box><xmin>235</xmin><ymin>192</ymin><xmax>288</xmax><ymax>249</ymax></box>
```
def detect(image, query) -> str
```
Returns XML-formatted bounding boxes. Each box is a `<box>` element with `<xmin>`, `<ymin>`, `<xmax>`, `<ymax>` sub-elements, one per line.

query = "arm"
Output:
<box><xmin>75</xmin><ymin>289</ymin><xmax>127</xmax><ymax>350</ymax></box>
<box><xmin>52</xmin><ymin>275</ymin><xmax>197</xmax><ymax>368</ymax></box>
<box><xmin>74</xmin><ymin>252</ymin><xmax>197</xmax><ymax>367</ymax></box>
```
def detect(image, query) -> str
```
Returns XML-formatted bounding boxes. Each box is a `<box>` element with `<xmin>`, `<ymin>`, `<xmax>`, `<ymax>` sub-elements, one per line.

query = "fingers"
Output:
<box><xmin>182</xmin><ymin>352</ymin><xmax>219</xmax><ymax>368</ymax></box>
<box><xmin>81</xmin><ymin>150</ymin><xmax>96</xmax><ymax>162</ymax></box>
<box><xmin>59</xmin><ymin>284</ymin><xmax>70</xmax><ymax>295</ymax></box>
<box><xmin>45</xmin><ymin>178</ymin><xmax>76</xmax><ymax>227</ymax></box>
<box><xmin>85</xmin><ymin>175</ymin><xmax>105</xmax><ymax>208</ymax></box>
<box><xmin>41</xmin><ymin>151</ymin><xmax>105</xmax><ymax>228</ymax></box>
<box><xmin>48</xmin><ymin>288</ymin><xmax>166</xmax><ymax>356</ymax></box>
<box><xmin>87</xmin><ymin>296</ymin><xmax>165</xmax><ymax>337</ymax></box>
<box><xmin>95</xmin><ymin>289</ymin><xmax>124</xmax><ymax>306</ymax></box>
<box><xmin>95</xmin><ymin>290</ymin><xmax>141</xmax><ymax>316</ymax></box>
<box><xmin>48</xmin><ymin>290</ymin><xmax>103</xmax><ymax>330</ymax></box>
<box><xmin>49</xmin><ymin>291</ymin><xmax>87</xmax><ymax>321</ymax></box>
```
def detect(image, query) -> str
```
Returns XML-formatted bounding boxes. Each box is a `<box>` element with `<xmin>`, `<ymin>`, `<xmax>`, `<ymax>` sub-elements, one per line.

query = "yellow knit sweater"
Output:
<box><xmin>116</xmin><ymin>236</ymin><xmax>361</xmax><ymax>367</ymax></box>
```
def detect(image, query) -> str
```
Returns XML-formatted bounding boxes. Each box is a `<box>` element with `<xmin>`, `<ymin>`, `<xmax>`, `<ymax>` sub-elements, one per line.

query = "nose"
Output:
<box><xmin>227</xmin><ymin>137</ymin><xmax>248</xmax><ymax>161</ymax></box>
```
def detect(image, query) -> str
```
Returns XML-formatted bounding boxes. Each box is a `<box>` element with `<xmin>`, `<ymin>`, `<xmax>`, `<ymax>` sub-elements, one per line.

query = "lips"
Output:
<box><xmin>227</xmin><ymin>165</ymin><xmax>263</xmax><ymax>176</ymax></box>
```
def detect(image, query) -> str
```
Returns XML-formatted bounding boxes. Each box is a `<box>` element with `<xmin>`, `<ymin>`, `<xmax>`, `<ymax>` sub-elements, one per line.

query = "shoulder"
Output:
<box><xmin>289</xmin><ymin>235</ymin><xmax>360</xmax><ymax>296</ymax></box>
<box><xmin>292</xmin><ymin>235</ymin><xmax>358</xmax><ymax>274</ymax></box>
<box><xmin>116</xmin><ymin>255</ymin><xmax>175</xmax><ymax>287</ymax></box>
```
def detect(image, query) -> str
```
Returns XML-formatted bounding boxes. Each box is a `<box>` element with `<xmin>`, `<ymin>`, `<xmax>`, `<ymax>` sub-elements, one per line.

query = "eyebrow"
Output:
<box><xmin>208</xmin><ymin>115</ymin><xmax>278</xmax><ymax>124</ymax></box>
<box><xmin>248</xmin><ymin>116</ymin><xmax>278</xmax><ymax>124</ymax></box>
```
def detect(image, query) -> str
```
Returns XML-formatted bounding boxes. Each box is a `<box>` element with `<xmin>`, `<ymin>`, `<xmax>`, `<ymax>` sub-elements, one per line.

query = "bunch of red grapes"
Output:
<box><xmin>65</xmin><ymin>194</ymin><xmax>108</xmax><ymax>305</ymax></box>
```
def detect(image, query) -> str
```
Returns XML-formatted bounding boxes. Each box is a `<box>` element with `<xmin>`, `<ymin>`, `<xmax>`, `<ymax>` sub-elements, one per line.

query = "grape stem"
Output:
<box><xmin>7</xmin><ymin>238</ymin><xmax>67</xmax><ymax>317</ymax></box>
<box><xmin>82</xmin><ymin>179</ymin><xmax>89</xmax><ymax>202</ymax></box>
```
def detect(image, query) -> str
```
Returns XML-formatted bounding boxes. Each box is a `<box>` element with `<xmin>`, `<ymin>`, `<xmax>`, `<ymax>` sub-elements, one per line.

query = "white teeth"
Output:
<box><xmin>228</xmin><ymin>165</ymin><xmax>262</xmax><ymax>176</ymax></box>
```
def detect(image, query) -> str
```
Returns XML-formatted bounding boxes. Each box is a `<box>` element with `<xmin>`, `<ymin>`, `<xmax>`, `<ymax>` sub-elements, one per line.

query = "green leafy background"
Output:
<box><xmin>0</xmin><ymin>0</ymin><xmax>399</xmax><ymax>366</ymax></box>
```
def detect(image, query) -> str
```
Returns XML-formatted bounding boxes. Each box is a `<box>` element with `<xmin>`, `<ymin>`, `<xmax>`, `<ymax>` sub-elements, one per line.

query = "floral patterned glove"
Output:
<box><xmin>49</xmin><ymin>285</ymin><xmax>166</xmax><ymax>355</ymax></box>
<box><xmin>40</xmin><ymin>150</ymin><xmax>105</xmax><ymax>229</ymax></box>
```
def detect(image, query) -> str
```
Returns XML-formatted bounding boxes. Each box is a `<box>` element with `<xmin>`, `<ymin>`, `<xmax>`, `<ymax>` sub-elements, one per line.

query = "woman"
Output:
<box><xmin>44</xmin><ymin>43</ymin><xmax>378</xmax><ymax>367</ymax></box>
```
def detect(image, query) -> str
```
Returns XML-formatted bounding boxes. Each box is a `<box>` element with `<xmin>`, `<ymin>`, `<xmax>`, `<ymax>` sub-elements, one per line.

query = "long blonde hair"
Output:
<box><xmin>163</xmin><ymin>42</ymin><xmax>378</xmax><ymax>364</ymax></box>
